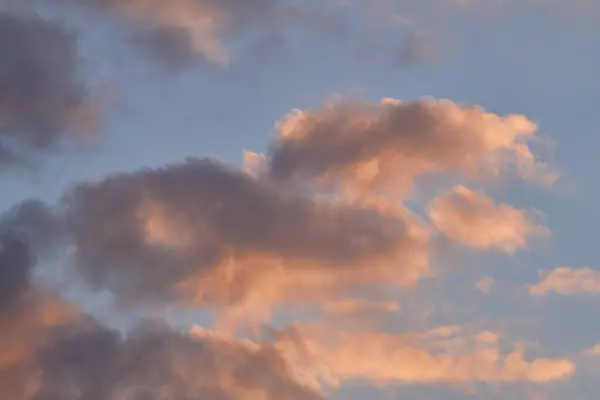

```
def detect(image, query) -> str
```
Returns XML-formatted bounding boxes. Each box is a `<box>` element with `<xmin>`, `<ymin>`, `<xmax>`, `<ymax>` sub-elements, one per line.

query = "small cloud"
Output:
<box><xmin>427</xmin><ymin>185</ymin><xmax>549</xmax><ymax>253</ymax></box>
<box><xmin>529</xmin><ymin>267</ymin><xmax>600</xmax><ymax>296</ymax></box>
<box><xmin>476</xmin><ymin>276</ymin><xmax>496</xmax><ymax>294</ymax></box>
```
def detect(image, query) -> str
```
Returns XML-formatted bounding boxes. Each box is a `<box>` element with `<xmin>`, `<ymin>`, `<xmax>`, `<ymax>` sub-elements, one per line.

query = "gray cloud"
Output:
<box><xmin>0</xmin><ymin>13</ymin><xmax>96</xmax><ymax>169</ymax></box>
<box><xmin>0</xmin><ymin>233</ymin><xmax>322</xmax><ymax>400</ymax></box>
<box><xmin>0</xmin><ymin>234</ymin><xmax>33</xmax><ymax>310</ymax></box>
<box><xmin>60</xmin><ymin>157</ymin><xmax>426</xmax><ymax>309</ymax></box>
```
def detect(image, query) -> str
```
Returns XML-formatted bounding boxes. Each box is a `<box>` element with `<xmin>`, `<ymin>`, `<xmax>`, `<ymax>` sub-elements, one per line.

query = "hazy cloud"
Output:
<box><xmin>0</xmin><ymin>13</ymin><xmax>97</xmax><ymax>169</ymax></box>
<box><xmin>529</xmin><ymin>267</ymin><xmax>600</xmax><ymax>296</ymax></box>
<box><xmin>475</xmin><ymin>276</ymin><xmax>496</xmax><ymax>294</ymax></box>
<box><xmin>57</xmin><ymin>157</ymin><xmax>429</xmax><ymax>317</ymax></box>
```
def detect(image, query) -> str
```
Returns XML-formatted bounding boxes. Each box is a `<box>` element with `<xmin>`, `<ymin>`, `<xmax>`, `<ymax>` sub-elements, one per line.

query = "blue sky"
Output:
<box><xmin>2</xmin><ymin>0</ymin><xmax>600</xmax><ymax>399</ymax></box>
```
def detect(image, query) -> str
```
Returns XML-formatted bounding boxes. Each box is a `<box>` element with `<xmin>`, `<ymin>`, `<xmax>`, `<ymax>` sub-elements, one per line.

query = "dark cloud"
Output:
<box><xmin>0</xmin><ymin>234</ymin><xmax>33</xmax><ymax>309</ymax></box>
<box><xmin>0</xmin><ymin>13</ymin><xmax>96</xmax><ymax>168</ymax></box>
<box><xmin>0</xmin><ymin>232</ymin><xmax>321</xmax><ymax>399</ymax></box>
<box><xmin>0</xmin><ymin>199</ymin><xmax>66</xmax><ymax>256</ymax></box>
<box><xmin>0</xmin><ymin>312</ymin><xmax>323</xmax><ymax>399</ymax></box>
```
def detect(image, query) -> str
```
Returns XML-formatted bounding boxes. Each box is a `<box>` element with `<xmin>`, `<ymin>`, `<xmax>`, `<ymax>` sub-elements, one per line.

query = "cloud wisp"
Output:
<box><xmin>529</xmin><ymin>267</ymin><xmax>600</xmax><ymax>297</ymax></box>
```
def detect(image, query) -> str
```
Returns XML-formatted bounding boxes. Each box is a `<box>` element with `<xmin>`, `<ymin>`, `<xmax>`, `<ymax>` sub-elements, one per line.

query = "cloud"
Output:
<box><xmin>62</xmin><ymin>0</ymin><xmax>341</xmax><ymax>71</ymax></box>
<box><xmin>0</xmin><ymin>234</ymin><xmax>77</xmax><ymax>399</ymax></box>
<box><xmin>529</xmin><ymin>267</ymin><xmax>600</xmax><ymax>297</ymax></box>
<box><xmin>274</xmin><ymin>323</ymin><xmax>575</xmax><ymax>387</ymax></box>
<box><xmin>81</xmin><ymin>0</ymin><xmax>275</xmax><ymax>67</ymax></box>
<box><xmin>268</xmin><ymin>97</ymin><xmax>558</xmax><ymax>197</ymax></box>
<box><xmin>30</xmin><ymin>321</ymin><xmax>323</xmax><ymax>400</ymax></box>
<box><xmin>475</xmin><ymin>276</ymin><xmax>496</xmax><ymax>294</ymax></box>
<box><xmin>54</xmin><ymin>157</ymin><xmax>429</xmax><ymax>319</ymax></box>
<box><xmin>323</xmin><ymin>298</ymin><xmax>400</xmax><ymax>316</ymax></box>
<box><xmin>0</xmin><ymin>233</ymin><xmax>322</xmax><ymax>399</ymax></box>
<box><xmin>0</xmin><ymin>13</ymin><xmax>97</xmax><ymax>169</ymax></box>
<box><xmin>428</xmin><ymin>185</ymin><xmax>548</xmax><ymax>253</ymax></box>
<box><xmin>396</xmin><ymin>30</ymin><xmax>437</xmax><ymax>66</ymax></box>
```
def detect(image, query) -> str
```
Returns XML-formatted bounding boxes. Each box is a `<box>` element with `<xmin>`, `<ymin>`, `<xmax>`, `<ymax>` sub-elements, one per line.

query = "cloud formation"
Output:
<box><xmin>268</xmin><ymin>97</ymin><xmax>557</xmax><ymax>197</ymax></box>
<box><xmin>0</xmin><ymin>13</ymin><xmax>96</xmax><ymax>169</ymax></box>
<box><xmin>274</xmin><ymin>323</ymin><xmax>575</xmax><ymax>387</ymax></box>
<box><xmin>58</xmin><ymin>157</ymin><xmax>428</xmax><ymax>317</ymax></box>
<box><xmin>0</xmin><ymin>233</ymin><xmax>323</xmax><ymax>400</ymax></box>
<box><xmin>428</xmin><ymin>185</ymin><xmax>548</xmax><ymax>253</ymax></box>
<box><xmin>77</xmin><ymin>0</ymin><xmax>278</xmax><ymax>67</ymax></box>
<box><xmin>529</xmin><ymin>267</ymin><xmax>600</xmax><ymax>296</ymax></box>
<box><xmin>58</xmin><ymin>0</ymin><xmax>342</xmax><ymax>71</ymax></box>
<box><xmin>0</xmin><ymin>88</ymin><xmax>567</xmax><ymax>397</ymax></box>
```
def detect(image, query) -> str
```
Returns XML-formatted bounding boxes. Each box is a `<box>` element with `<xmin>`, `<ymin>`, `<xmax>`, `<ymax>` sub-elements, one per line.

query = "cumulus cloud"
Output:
<box><xmin>273</xmin><ymin>323</ymin><xmax>575</xmax><ymax>387</ymax></box>
<box><xmin>31</xmin><ymin>321</ymin><xmax>322</xmax><ymax>400</ymax></box>
<box><xmin>0</xmin><ymin>233</ymin><xmax>322</xmax><ymax>399</ymax></box>
<box><xmin>428</xmin><ymin>185</ymin><xmax>548</xmax><ymax>253</ymax></box>
<box><xmin>54</xmin><ymin>157</ymin><xmax>429</xmax><ymax>318</ymax></box>
<box><xmin>0</xmin><ymin>87</ymin><xmax>566</xmax><ymax>396</ymax></box>
<box><xmin>0</xmin><ymin>13</ymin><xmax>97</xmax><ymax>169</ymax></box>
<box><xmin>529</xmin><ymin>267</ymin><xmax>600</xmax><ymax>296</ymax></box>
<box><xmin>268</xmin><ymin>97</ymin><xmax>557</xmax><ymax>197</ymax></box>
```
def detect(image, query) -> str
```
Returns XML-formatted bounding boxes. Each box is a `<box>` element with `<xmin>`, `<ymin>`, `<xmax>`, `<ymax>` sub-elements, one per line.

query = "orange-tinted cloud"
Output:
<box><xmin>274</xmin><ymin>324</ymin><xmax>575</xmax><ymax>387</ymax></box>
<box><xmin>59</xmin><ymin>158</ymin><xmax>429</xmax><ymax>318</ymax></box>
<box><xmin>428</xmin><ymin>185</ymin><xmax>549</xmax><ymax>253</ymax></box>
<box><xmin>268</xmin><ymin>97</ymin><xmax>557</xmax><ymax>197</ymax></box>
<box><xmin>529</xmin><ymin>267</ymin><xmax>600</xmax><ymax>296</ymax></box>
<box><xmin>0</xmin><ymin>233</ymin><xmax>322</xmax><ymax>399</ymax></box>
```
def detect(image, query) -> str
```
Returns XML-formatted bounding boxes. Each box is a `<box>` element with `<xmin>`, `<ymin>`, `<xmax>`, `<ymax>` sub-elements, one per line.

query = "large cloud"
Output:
<box><xmin>268</xmin><ymin>97</ymin><xmax>557</xmax><ymax>197</ymax></box>
<box><xmin>0</xmin><ymin>234</ymin><xmax>322</xmax><ymax>400</ymax></box>
<box><xmin>428</xmin><ymin>185</ymin><xmax>548</xmax><ymax>253</ymax></box>
<box><xmin>0</xmin><ymin>13</ymin><xmax>96</xmax><ymax>169</ymax></box>
<box><xmin>57</xmin><ymin>158</ymin><xmax>429</xmax><ymax>317</ymax></box>
<box><xmin>31</xmin><ymin>322</ymin><xmax>323</xmax><ymax>400</ymax></box>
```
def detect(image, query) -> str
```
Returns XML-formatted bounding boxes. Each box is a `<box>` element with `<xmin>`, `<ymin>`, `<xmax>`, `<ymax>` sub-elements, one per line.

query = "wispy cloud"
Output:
<box><xmin>529</xmin><ymin>267</ymin><xmax>600</xmax><ymax>297</ymax></box>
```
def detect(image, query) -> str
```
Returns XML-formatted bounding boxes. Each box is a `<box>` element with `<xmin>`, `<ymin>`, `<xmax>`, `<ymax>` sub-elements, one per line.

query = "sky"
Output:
<box><xmin>1</xmin><ymin>0</ymin><xmax>600</xmax><ymax>399</ymax></box>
